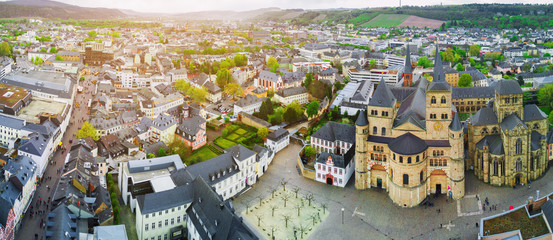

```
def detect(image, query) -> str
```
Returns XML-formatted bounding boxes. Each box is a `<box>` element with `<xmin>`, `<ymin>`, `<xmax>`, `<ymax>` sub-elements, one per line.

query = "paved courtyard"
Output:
<box><xmin>233</xmin><ymin>142</ymin><xmax>553</xmax><ymax>240</ymax></box>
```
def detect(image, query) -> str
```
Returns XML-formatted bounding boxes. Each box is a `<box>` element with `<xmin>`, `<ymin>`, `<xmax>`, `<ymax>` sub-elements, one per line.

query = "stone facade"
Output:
<box><xmin>354</xmin><ymin>45</ymin><xmax>465</xmax><ymax>207</ymax></box>
<box><xmin>467</xmin><ymin>79</ymin><xmax>549</xmax><ymax>186</ymax></box>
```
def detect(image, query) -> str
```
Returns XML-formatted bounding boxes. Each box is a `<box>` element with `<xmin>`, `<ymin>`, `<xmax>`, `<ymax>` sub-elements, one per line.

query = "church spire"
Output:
<box><xmin>403</xmin><ymin>43</ymin><xmax>413</xmax><ymax>87</ymax></box>
<box><xmin>433</xmin><ymin>42</ymin><xmax>446</xmax><ymax>82</ymax></box>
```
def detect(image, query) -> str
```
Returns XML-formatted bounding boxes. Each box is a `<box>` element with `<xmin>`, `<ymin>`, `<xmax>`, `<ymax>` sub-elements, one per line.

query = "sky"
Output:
<box><xmin>19</xmin><ymin>0</ymin><xmax>553</xmax><ymax>13</ymax></box>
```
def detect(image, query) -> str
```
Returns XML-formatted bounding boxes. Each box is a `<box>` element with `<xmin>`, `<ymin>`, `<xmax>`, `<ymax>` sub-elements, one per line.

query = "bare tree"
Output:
<box><xmin>269</xmin><ymin>187</ymin><xmax>277</xmax><ymax>199</ymax></box>
<box><xmin>270</xmin><ymin>225</ymin><xmax>276</xmax><ymax>239</ymax></box>
<box><xmin>256</xmin><ymin>214</ymin><xmax>263</xmax><ymax>227</ymax></box>
<box><xmin>281</xmin><ymin>194</ymin><xmax>290</xmax><ymax>207</ymax></box>
<box><xmin>293</xmin><ymin>187</ymin><xmax>300</xmax><ymax>198</ymax></box>
<box><xmin>295</xmin><ymin>204</ymin><xmax>302</xmax><ymax>217</ymax></box>
<box><xmin>270</xmin><ymin>205</ymin><xmax>278</xmax><ymax>217</ymax></box>
<box><xmin>298</xmin><ymin>224</ymin><xmax>306</xmax><ymax>239</ymax></box>
<box><xmin>245</xmin><ymin>202</ymin><xmax>250</xmax><ymax>214</ymax></box>
<box><xmin>258</xmin><ymin>195</ymin><xmax>264</xmax><ymax>206</ymax></box>
<box><xmin>321</xmin><ymin>203</ymin><xmax>327</xmax><ymax>214</ymax></box>
<box><xmin>306</xmin><ymin>193</ymin><xmax>315</xmax><ymax>206</ymax></box>
<box><xmin>280</xmin><ymin>179</ymin><xmax>288</xmax><ymax>192</ymax></box>
<box><xmin>310</xmin><ymin>213</ymin><xmax>317</xmax><ymax>225</ymax></box>
<box><xmin>282</xmin><ymin>214</ymin><xmax>291</xmax><ymax>228</ymax></box>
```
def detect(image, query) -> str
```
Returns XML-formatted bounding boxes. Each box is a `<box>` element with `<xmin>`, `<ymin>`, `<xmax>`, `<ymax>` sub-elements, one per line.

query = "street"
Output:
<box><xmin>15</xmin><ymin>75</ymin><xmax>95</xmax><ymax>240</ymax></box>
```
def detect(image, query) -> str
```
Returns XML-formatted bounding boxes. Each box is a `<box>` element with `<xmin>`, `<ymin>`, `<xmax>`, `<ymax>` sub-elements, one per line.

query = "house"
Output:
<box><xmin>43</xmin><ymin>205</ymin><xmax>79</xmax><ymax>240</ymax></box>
<box><xmin>150</xmin><ymin>113</ymin><xmax>178</xmax><ymax>144</ymax></box>
<box><xmin>315</xmin><ymin>146</ymin><xmax>355</xmax><ymax>187</ymax></box>
<box><xmin>273</xmin><ymin>86</ymin><xmax>308</xmax><ymax>105</ymax></box>
<box><xmin>175</xmin><ymin>116</ymin><xmax>207</xmax><ymax>150</ymax></box>
<box><xmin>234</xmin><ymin>94</ymin><xmax>266</xmax><ymax>116</ymax></box>
<box><xmin>266</xmin><ymin>128</ymin><xmax>289</xmax><ymax>154</ymax></box>
<box><xmin>186</xmin><ymin>176</ymin><xmax>258</xmax><ymax>240</ymax></box>
<box><xmin>311</xmin><ymin>121</ymin><xmax>355</xmax><ymax>154</ymax></box>
<box><xmin>0</xmin><ymin>114</ymin><xmax>25</xmax><ymax>149</ymax></box>
<box><xmin>98</xmin><ymin>134</ymin><xmax>125</xmax><ymax>159</ymax></box>
<box><xmin>252</xmin><ymin>144</ymin><xmax>271</xmax><ymax>179</ymax></box>
<box><xmin>318</xmin><ymin>68</ymin><xmax>336</xmax><ymax>83</ymax></box>
<box><xmin>1</xmin><ymin>156</ymin><xmax>37</xmax><ymax>229</ymax></box>
<box><xmin>489</xmin><ymin>68</ymin><xmax>502</xmax><ymax>79</ymax></box>
<box><xmin>282</xmin><ymin>71</ymin><xmax>305</xmax><ymax>89</ymax></box>
<box><xmin>256</xmin><ymin>70</ymin><xmax>283</xmax><ymax>91</ymax></box>
<box><xmin>18</xmin><ymin>132</ymin><xmax>53</xmax><ymax>176</ymax></box>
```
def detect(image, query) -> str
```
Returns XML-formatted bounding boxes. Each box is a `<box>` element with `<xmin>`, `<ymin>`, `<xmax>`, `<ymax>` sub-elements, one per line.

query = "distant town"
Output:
<box><xmin>0</xmin><ymin>2</ymin><xmax>552</xmax><ymax>240</ymax></box>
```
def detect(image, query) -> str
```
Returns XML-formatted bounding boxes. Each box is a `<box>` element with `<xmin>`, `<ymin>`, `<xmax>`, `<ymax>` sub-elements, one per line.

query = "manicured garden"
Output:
<box><xmin>189</xmin><ymin>145</ymin><xmax>221</xmax><ymax>163</ymax></box>
<box><xmin>483</xmin><ymin>208</ymin><xmax>550</xmax><ymax>239</ymax></box>
<box><xmin>213</xmin><ymin>123</ymin><xmax>263</xmax><ymax>150</ymax></box>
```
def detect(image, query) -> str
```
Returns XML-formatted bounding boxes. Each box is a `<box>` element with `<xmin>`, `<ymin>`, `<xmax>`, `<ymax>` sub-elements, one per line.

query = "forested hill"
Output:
<box><xmin>275</xmin><ymin>4</ymin><xmax>553</xmax><ymax>29</ymax></box>
<box><xmin>0</xmin><ymin>0</ymin><xmax>125</xmax><ymax>19</ymax></box>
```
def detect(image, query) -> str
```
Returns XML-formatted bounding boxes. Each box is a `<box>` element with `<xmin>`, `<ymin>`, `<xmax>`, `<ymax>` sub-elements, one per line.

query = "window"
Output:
<box><xmin>373</xmin><ymin>126</ymin><xmax>377</xmax><ymax>134</ymax></box>
<box><xmin>393</xmin><ymin>154</ymin><xmax>396</xmax><ymax>160</ymax></box>
<box><xmin>145</xmin><ymin>224</ymin><xmax>149</xmax><ymax>231</ymax></box>
<box><xmin>420</xmin><ymin>171</ymin><xmax>424</xmax><ymax>182</ymax></box>
<box><xmin>416</xmin><ymin>156</ymin><xmax>420</xmax><ymax>162</ymax></box>
<box><xmin>516</xmin><ymin>139</ymin><xmax>523</xmax><ymax>155</ymax></box>
<box><xmin>441</xmin><ymin>96</ymin><xmax>446</xmax><ymax>104</ymax></box>
<box><xmin>152</xmin><ymin>223</ymin><xmax>155</xmax><ymax>230</ymax></box>
<box><xmin>505</xmin><ymin>98</ymin><xmax>510</xmax><ymax>104</ymax></box>
<box><xmin>177</xmin><ymin>216</ymin><xmax>181</xmax><ymax>223</ymax></box>
<box><xmin>164</xmin><ymin>234</ymin><xmax>168</xmax><ymax>240</ymax></box>
<box><xmin>403</xmin><ymin>174</ymin><xmax>409</xmax><ymax>185</ymax></box>
<box><xmin>165</xmin><ymin>219</ymin><xmax>168</xmax><ymax>226</ymax></box>
<box><xmin>158</xmin><ymin>221</ymin><xmax>161</xmax><ymax>228</ymax></box>
<box><xmin>171</xmin><ymin>218</ymin><xmax>174</xmax><ymax>225</ymax></box>
<box><xmin>431</xmin><ymin>96</ymin><xmax>436</xmax><ymax>104</ymax></box>
<box><xmin>381</xmin><ymin>127</ymin><xmax>386</xmax><ymax>136</ymax></box>
<box><xmin>481</xmin><ymin>128</ymin><xmax>488</xmax><ymax>134</ymax></box>
<box><xmin>146</xmin><ymin>214</ymin><xmax>149</xmax><ymax>219</ymax></box>
<box><xmin>407</xmin><ymin>157</ymin><xmax>412</xmax><ymax>164</ymax></box>
<box><xmin>516</xmin><ymin>158</ymin><xmax>522</xmax><ymax>172</ymax></box>
<box><xmin>399</xmin><ymin>156</ymin><xmax>403</xmax><ymax>163</ymax></box>
<box><xmin>493</xmin><ymin>161</ymin><xmax>498</xmax><ymax>176</ymax></box>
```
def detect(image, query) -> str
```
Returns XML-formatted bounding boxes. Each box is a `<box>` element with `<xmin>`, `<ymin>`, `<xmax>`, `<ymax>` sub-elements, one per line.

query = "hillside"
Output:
<box><xmin>0</xmin><ymin>0</ymin><xmax>125</xmax><ymax>19</ymax></box>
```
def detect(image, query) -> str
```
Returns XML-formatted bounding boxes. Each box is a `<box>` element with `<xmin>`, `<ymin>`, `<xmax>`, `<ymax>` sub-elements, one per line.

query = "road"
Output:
<box><xmin>15</xmin><ymin>75</ymin><xmax>95</xmax><ymax>240</ymax></box>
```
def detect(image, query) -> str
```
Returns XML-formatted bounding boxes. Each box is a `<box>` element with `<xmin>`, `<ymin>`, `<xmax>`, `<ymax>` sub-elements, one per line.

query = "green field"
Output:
<box><xmin>361</xmin><ymin>14</ymin><xmax>410</xmax><ymax>28</ymax></box>
<box><xmin>214</xmin><ymin>137</ymin><xmax>238</xmax><ymax>149</ymax></box>
<box><xmin>190</xmin><ymin>145</ymin><xmax>220</xmax><ymax>162</ymax></box>
<box><xmin>347</xmin><ymin>12</ymin><xmax>379</xmax><ymax>26</ymax></box>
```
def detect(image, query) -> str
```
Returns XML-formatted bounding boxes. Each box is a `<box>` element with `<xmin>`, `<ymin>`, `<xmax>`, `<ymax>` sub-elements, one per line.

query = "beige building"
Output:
<box><xmin>354</xmin><ymin>46</ymin><xmax>465</xmax><ymax>207</ymax></box>
<box><xmin>467</xmin><ymin>79</ymin><xmax>549</xmax><ymax>186</ymax></box>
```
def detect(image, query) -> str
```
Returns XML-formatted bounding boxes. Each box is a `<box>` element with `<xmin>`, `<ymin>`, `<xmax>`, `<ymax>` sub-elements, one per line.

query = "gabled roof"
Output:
<box><xmin>531</xmin><ymin>131</ymin><xmax>545</xmax><ymax>151</ymax></box>
<box><xmin>476</xmin><ymin>134</ymin><xmax>504</xmax><ymax>155</ymax></box>
<box><xmin>471</xmin><ymin>106</ymin><xmax>498</xmax><ymax>126</ymax></box>
<box><xmin>137</xmin><ymin>184</ymin><xmax>194</xmax><ymax>215</ymax></box>
<box><xmin>523</xmin><ymin>104</ymin><xmax>548</xmax><ymax>122</ymax></box>
<box><xmin>267</xmin><ymin>128</ymin><xmax>289</xmax><ymax>141</ymax></box>
<box><xmin>500</xmin><ymin>114</ymin><xmax>527</xmax><ymax>131</ymax></box>
<box><xmin>316</xmin><ymin>146</ymin><xmax>355</xmax><ymax>168</ymax></box>
<box><xmin>369</xmin><ymin>78</ymin><xmax>396</xmax><ymax>107</ymax></box>
<box><xmin>311</xmin><ymin>121</ymin><xmax>355</xmax><ymax>144</ymax></box>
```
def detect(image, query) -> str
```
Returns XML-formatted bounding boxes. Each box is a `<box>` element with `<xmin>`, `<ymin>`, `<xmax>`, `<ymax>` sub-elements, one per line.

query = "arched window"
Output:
<box><xmin>399</xmin><ymin>156</ymin><xmax>403</xmax><ymax>163</ymax></box>
<box><xmin>534</xmin><ymin>123</ymin><xmax>539</xmax><ymax>129</ymax></box>
<box><xmin>516</xmin><ymin>158</ymin><xmax>522</xmax><ymax>172</ymax></box>
<box><xmin>420</xmin><ymin>171</ymin><xmax>424</xmax><ymax>182</ymax></box>
<box><xmin>381</xmin><ymin>127</ymin><xmax>386</xmax><ymax>136</ymax></box>
<box><xmin>373</xmin><ymin>126</ymin><xmax>377</xmax><ymax>134</ymax></box>
<box><xmin>403</xmin><ymin>174</ymin><xmax>409</xmax><ymax>185</ymax></box>
<box><xmin>481</xmin><ymin>128</ymin><xmax>488</xmax><ymax>134</ymax></box>
<box><xmin>431</xmin><ymin>96</ymin><xmax>436</xmax><ymax>104</ymax></box>
<box><xmin>493</xmin><ymin>161</ymin><xmax>498</xmax><ymax>176</ymax></box>
<box><xmin>516</xmin><ymin>138</ymin><xmax>523</xmax><ymax>155</ymax></box>
<box><xmin>441</xmin><ymin>96</ymin><xmax>446</xmax><ymax>104</ymax></box>
<box><xmin>416</xmin><ymin>156</ymin><xmax>420</xmax><ymax>162</ymax></box>
<box><xmin>408</xmin><ymin>157</ymin><xmax>412</xmax><ymax>164</ymax></box>
<box><xmin>530</xmin><ymin>156</ymin><xmax>534</xmax><ymax>171</ymax></box>
<box><xmin>491</xmin><ymin>127</ymin><xmax>498</xmax><ymax>134</ymax></box>
<box><xmin>393</xmin><ymin>154</ymin><xmax>396</xmax><ymax>160</ymax></box>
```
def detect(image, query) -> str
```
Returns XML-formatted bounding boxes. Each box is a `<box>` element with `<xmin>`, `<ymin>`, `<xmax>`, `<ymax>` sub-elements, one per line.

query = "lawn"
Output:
<box><xmin>235</xmin><ymin>128</ymin><xmax>248</xmax><ymax>135</ymax></box>
<box><xmin>361</xmin><ymin>14</ymin><xmax>410</xmax><ymax>28</ymax></box>
<box><xmin>227</xmin><ymin>133</ymin><xmax>241</xmax><ymax>141</ymax></box>
<box><xmin>214</xmin><ymin>137</ymin><xmax>239</xmax><ymax>149</ymax></box>
<box><xmin>243</xmin><ymin>187</ymin><xmax>329</xmax><ymax>240</ymax></box>
<box><xmin>347</xmin><ymin>12</ymin><xmax>380</xmax><ymax>26</ymax></box>
<box><xmin>189</xmin><ymin>145</ymin><xmax>220</xmax><ymax>162</ymax></box>
<box><xmin>483</xmin><ymin>208</ymin><xmax>550</xmax><ymax>239</ymax></box>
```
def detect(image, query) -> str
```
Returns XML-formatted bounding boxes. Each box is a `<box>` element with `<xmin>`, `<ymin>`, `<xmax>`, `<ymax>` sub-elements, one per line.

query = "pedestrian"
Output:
<box><xmin>483</xmin><ymin>204</ymin><xmax>485</xmax><ymax>211</ymax></box>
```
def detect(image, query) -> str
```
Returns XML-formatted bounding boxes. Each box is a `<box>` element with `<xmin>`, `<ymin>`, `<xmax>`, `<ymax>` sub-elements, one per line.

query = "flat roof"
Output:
<box><xmin>18</xmin><ymin>98</ymin><xmax>67</xmax><ymax>124</ymax></box>
<box><xmin>150</xmin><ymin>175</ymin><xmax>176</xmax><ymax>193</ymax></box>
<box><xmin>0</xmin><ymin>83</ymin><xmax>30</xmax><ymax>108</ymax></box>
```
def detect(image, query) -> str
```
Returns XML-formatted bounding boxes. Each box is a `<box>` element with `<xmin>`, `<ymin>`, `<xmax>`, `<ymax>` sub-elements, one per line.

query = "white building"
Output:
<box><xmin>266</xmin><ymin>128</ymin><xmax>289</xmax><ymax>154</ymax></box>
<box><xmin>233</xmin><ymin>94</ymin><xmax>265</xmax><ymax>116</ymax></box>
<box><xmin>273</xmin><ymin>86</ymin><xmax>308</xmax><ymax>105</ymax></box>
<box><xmin>140</xmin><ymin>92</ymin><xmax>184</xmax><ymax>119</ymax></box>
<box><xmin>314</xmin><ymin>150</ymin><xmax>355</xmax><ymax>187</ymax></box>
<box><xmin>348</xmin><ymin>65</ymin><xmax>404</xmax><ymax>85</ymax></box>
<box><xmin>310</xmin><ymin>121</ymin><xmax>355</xmax><ymax>154</ymax></box>
<box><xmin>0</xmin><ymin>114</ymin><xmax>25</xmax><ymax>148</ymax></box>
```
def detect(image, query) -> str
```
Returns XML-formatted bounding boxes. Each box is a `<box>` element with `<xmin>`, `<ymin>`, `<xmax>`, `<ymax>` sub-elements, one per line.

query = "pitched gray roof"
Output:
<box><xmin>0</xmin><ymin>113</ymin><xmax>25</xmax><ymax>130</ymax></box>
<box><xmin>267</xmin><ymin>128</ymin><xmax>289</xmax><ymax>141</ymax></box>
<box><xmin>316</xmin><ymin>146</ymin><xmax>355</xmax><ymax>168</ymax></box>
<box><xmin>404</xmin><ymin>44</ymin><xmax>413</xmax><ymax>74</ymax></box>
<box><xmin>276</xmin><ymin>86</ymin><xmax>307</xmax><ymax>98</ymax></box>
<box><xmin>495</xmin><ymin>79</ymin><xmax>523</xmax><ymax>95</ymax></box>
<box><xmin>476</xmin><ymin>134</ymin><xmax>504</xmax><ymax>155</ymax></box>
<box><xmin>127</xmin><ymin>155</ymin><xmax>185</xmax><ymax>174</ymax></box>
<box><xmin>259</xmin><ymin>70</ymin><xmax>281</xmax><ymax>83</ymax></box>
<box><xmin>355</xmin><ymin>110</ymin><xmax>369</xmax><ymax>126</ymax></box>
<box><xmin>136</xmin><ymin>184</ymin><xmax>194</xmax><ymax>215</ymax></box>
<box><xmin>531</xmin><ymin>131</ymin><xmax>544</xmax><ymax>151</ymax></box>
<box><xmin>452</xmin><ymin>87</ymin><xmax>494</xmax><ymax>99</ymax></box>
<box><xmin>369</xmin><ymin>78</ymin><xmax>396</xmax><ymax>107</ymax></box>
<box><xmin>500</xmin><ymin>114</ymin><xmax>527</xmax><ymax>131</ymax></box>
<box><xmin>471</xmin><ymin>106</ymin><xmax>498</xmax><ymax>126</ymax></box>
<box><xmin>449</xmin><ymin>112</ymin><xmax>463</xmax><ymax>131</ymax></box>
<box><xmin>311</xmin><ymin>121</ymin><xmax>355</xmax><ymax>144</ymax></box>
<box><xmin>235</xmin><ymin>94</ymin><xmax>265</xmax><ymax>107</ymax></box>
<box><xmin>388</xmin><ymin>132</ymin><xmax>428</xmax><ymax>155</ymax></box>
<box><xmin>523</xmin><ymin>104</ymin><xmax>548</xmax><ymax>122</ymax></box>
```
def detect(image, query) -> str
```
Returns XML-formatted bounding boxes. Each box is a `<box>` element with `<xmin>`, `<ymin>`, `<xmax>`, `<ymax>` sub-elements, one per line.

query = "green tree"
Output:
<box><xmin>283</xmin><ymin>107</ymin><xmax>298</xmax><ymax>123</ymax></box>
<box><xmin>544</xmin><ymin>53</ymin><xmax>551</xmax><ymax>57</ymax></box>
<box><xmin>0</xmin><ymin>42</ymin><xmax>12</xmax><ymax>56</ymax></box>
<box><xmin>522</xmin><ymin>63</ymin><xmax>531</xmax><ymax>72</ymax></box>
<box><xmin>147</xmin><ymin>153</ymin><xmax>156</xmax><ymax>159</ymax></box>
<box><xmin>456</xmin><ymin>63</ymin><xmax>465</xmax><ymax>71</ymax></box>
<box><xmin>368</xmin><ymin>60</ymin><xmax>377</xmax><ymax>69</ymax></box>
<box><xmin>55</xmin><ymin>55</ymin><xmax>64</xmax><ymax>61</ymax></box>
<box><xmin>303</xmin><ymin>146</ymin><xmax>316</xmax><ymax>158</ymax></box>
<box><xmin>216</xmin><ymin>69</ymin><xmax>231</xmax><ymax>88</ymax></box>
<box><xmin>469</xmin><ymin>44</ymin><xmax>481</xmax><ymax>56</ymax></box>
<box><xmin>158</xmin><ymin>148</ymin><xmax>166</xmax><ymax>157</ymax></box>
<box><xmin>259</xmin><ymin>98</ymin><xmax>275</xmax><ymax>120</ymax></box>
<box><xmin>549</xmin><ymin>112</ymin><xmax>553</xmax><ymax>125</ymax></box>
<box><xmin>267</xmin><ymin>56</ymin><xmax>278</xmax><ymax>71</ymax></box>
<box><xmin>77</xmin><ymin>121</ymin><xmax>99</xmax><ymax>140</ymax></box>
<box><xmin>49</xmin><ymin>47</ymin><xmax>58</xmax><ymax>53</ymax></box>
<box><xmin>538</xmin><ymin>84</ymin><xmax>553</xmax><ymax>110</ymax></box>
<box><xmin>234</xmin><ymin>54</ymin><xmax>248</xmax><ymax>67</ymax></box>
<box><xmin>416</xmin><ymin>56</ymin><xmax>432</xmax><ymax>68</ymax></box>
<box><xmin>174</xmin><ymin>79</ymin><xmax>190</xmax><ymax>92</ymax></box>
<box><xmin>40</xmin><ymin>48</ymin><xmax>47</xmax><ymax>53</ymax></box>
<box><xmin>305</xmin><ymin>101</ymin><xmax>319</xmax><ymax>118</ymax></box>
<box><xmin>303</xmin><ymin>73</ymin><xmax>314</xmax><ymax>88</ymax></box>
<box><xmin>517</xmin><ymin>76</ymin><xmax>525</xmax><ymax>86</ymax></box>
<box><xmin>458</xmin><ymin>73</ymin><xmax>473</xmax><ymax>87</ymax></box>
<box><xmin>267</xmin><ymin>89</ymin><xmax>275</xmax><ymax>98</ymax></box>
<box><xmin>224</xmin><ymin>82</ymin><xmax>243</xmax><ymax>98</ymax></box>
<box><xmin>88</xmin><ymin>31</ymin><xmax>97</xmax><ymax>38</ymax></box>
<box><xmin>257</xmin><ymin>128</ymin><xmax>268</xmax><ymax>139</ymax></box>
<box><xmin>222</xmin><ymin>129</ymin><xmax>229</xmax><ymax>137</ymax></box>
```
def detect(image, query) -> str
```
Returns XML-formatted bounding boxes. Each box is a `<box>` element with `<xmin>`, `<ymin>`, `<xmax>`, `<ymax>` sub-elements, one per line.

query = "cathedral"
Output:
<box><xmin>467</xmin><ymin>80</ymin><xmax>549</xmax><ymax>186</ymax></box>
<box><xmin>354</xmin><ymin>45</ymin><xmax>465</xmax><ymax>207</ymax></box>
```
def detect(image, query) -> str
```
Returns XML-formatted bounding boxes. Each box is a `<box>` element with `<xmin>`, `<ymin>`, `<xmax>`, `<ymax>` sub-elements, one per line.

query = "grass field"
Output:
<box><xmin>214</xmin><ymin>137</ymin><xmax>238</xmax><ymax>149</ymax></box>
<box><xmin>190</xmin><ymin>145</ymin><xmax>220</xmax><ymax>162</ymax></box>
<box><xmin>361</xmin><ymin>14</ymin><xmax>410</xmax><ymax>28</ymax></box>
<box><xmin>347</xmin><ymin>12</ymin><xmax>379</xmax><ymax>25</ymax></box>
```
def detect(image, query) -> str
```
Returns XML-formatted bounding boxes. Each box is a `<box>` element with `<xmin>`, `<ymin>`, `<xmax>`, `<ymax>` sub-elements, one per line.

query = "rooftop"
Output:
<box><xmin>0</xmin><ymin>83</ymin><xmax>30</xmax><ymax>108</ymax></box>
<box><xmin>18</xmin><ymin>98</ymin><xmax>67</xmax><ymax>124</ymax></box>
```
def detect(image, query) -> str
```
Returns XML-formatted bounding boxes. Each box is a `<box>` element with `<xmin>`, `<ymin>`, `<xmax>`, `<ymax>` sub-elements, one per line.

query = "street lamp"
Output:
<box><xmin>341</xmin><ymin>208</ymin><xmax>344</xmax><ymax>224</ymax></box>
